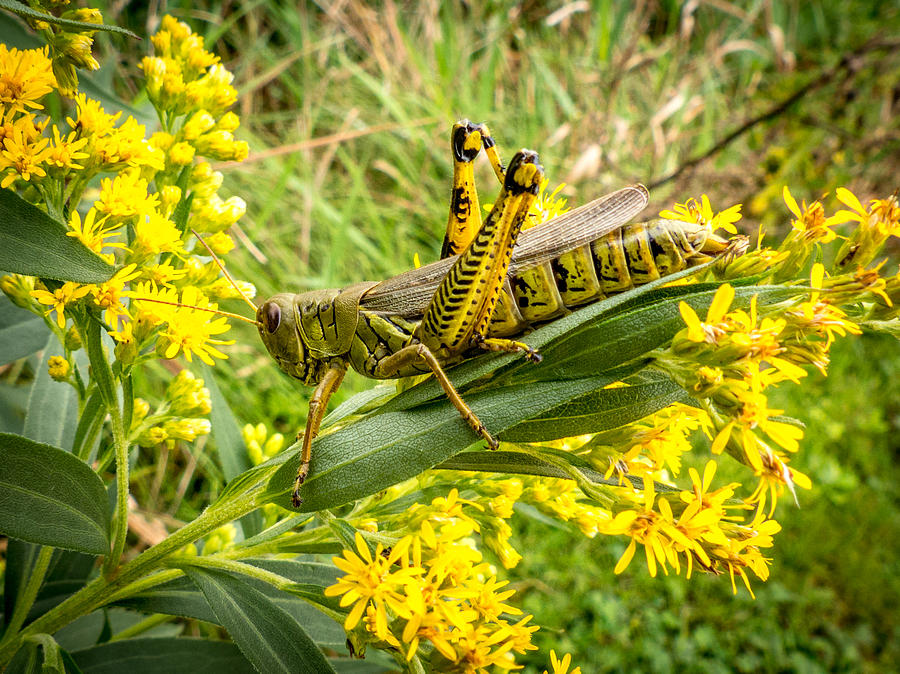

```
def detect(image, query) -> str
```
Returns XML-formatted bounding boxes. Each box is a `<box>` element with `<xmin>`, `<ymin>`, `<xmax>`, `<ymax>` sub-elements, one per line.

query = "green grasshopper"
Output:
<box><xmin>246</xmin><ymin>121</ymin><xmax>748</xmax><ymax>507</ymax></box>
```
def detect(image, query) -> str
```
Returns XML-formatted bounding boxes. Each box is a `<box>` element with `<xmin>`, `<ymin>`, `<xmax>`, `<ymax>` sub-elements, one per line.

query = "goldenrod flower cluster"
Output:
<box><xmin>586</xmin><ymin>187</ymin><xmax>898</xmax><ymax>594</ymax></box>
<box><xmin>1</xmin><ymin>14</ymin><xmax>253</xmax><ymax>377</ymax></box>
<box><xmin>325</xmin><ymin>518</ymin><xmax>538</xmax><ymax>672</ymax></box>
<box><xmin>129</xmin><ymin>370</ymin><xmax>212</xmax><ymax>448</ymax></box>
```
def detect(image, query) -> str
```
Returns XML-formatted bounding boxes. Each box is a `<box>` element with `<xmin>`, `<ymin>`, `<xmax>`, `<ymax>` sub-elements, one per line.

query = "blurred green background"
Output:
<box><xmin>47</xmin><ymin>0</ymin><xmax>900</xmax><ymax>670</ymax></box>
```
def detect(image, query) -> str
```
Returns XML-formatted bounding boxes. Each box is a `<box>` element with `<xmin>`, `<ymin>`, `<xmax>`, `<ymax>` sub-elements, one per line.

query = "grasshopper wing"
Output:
<box><xmin>362</xmin><ymin>184</ymin><xmax>649</xmax><ymax>316</ymax></box>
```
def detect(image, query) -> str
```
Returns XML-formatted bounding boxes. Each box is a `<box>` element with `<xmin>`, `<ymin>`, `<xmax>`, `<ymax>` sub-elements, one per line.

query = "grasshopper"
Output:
<box><xmin>247</xmin><ymin>121</ymin><xmax>748</xmax><ymax>507</ymax></box>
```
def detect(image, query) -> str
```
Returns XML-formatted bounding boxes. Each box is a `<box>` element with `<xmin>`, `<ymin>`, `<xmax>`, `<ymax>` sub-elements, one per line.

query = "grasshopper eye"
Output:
<box><xmin>263</xmin><ymin>302</ymin><xmax>281</xmax><ymax>333</ymax></box>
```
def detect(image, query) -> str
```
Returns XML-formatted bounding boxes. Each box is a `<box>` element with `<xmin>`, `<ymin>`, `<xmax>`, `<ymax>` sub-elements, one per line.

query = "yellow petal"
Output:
<box><xmin>782</xmin><ymin>186</ymin><xmax>801</xmax><ymax>218</ymax></box>
<box><xmin>707</xmin><ymin>284</ymin><xmax>734</xmax><ymax>323</ymax></box>
<box><xmin>835</xmin><ymin>186</ymin><xmax>864</xmax><ymax>215</ymax></box>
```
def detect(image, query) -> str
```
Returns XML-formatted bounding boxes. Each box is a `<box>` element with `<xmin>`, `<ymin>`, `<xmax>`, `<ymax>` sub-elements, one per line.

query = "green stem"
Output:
<box><xmin>108</xmin><ymin>613</ymin><xmax>173</xmax><ymax>641</ymax></box>
<box><xmin>104</xmin><ymin>569</ymin><xmax>183</xmax><ymax>604</ymax></box>
<box><xmin>103</xmin><ymin>407</ymin><xmax>130</xmax><ymax>577</ymax></box>
<box><xmin>0</xmin><ymin>488</ymin><xmax>262</xmax><ymax>667</ymax></box>
<box><xmin>0</xmin><ymin>547</ymin><xmax>53</xmax><ymax>651</ymax></box>
<box><xmin>170</xmin><ymin>556</ymin><xmax>297</xmax><ymax>590</ymax></box>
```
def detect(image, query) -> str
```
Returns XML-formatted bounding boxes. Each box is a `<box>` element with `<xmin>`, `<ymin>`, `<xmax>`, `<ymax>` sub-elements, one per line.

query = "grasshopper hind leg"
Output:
<box><xmin>442</xmin><ymin>120</ymin><xmax>508</xmax><ymax>259</ymax></box>
<box><xmin>373</xmin><ymin>342</ymin><xmax>500</xmax><ymax>450</ymax></box>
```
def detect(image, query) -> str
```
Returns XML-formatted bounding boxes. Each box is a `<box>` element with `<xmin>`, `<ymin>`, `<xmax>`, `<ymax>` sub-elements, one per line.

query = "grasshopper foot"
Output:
<box><xmin>473</xmin><ymin>333</ymin><xmax>541</xmax><ymax>363</ymax></box>
<box><xmin>291</xmin><ymin>461</ymin><xmax>310</xmax><ymax>508</ymax></box>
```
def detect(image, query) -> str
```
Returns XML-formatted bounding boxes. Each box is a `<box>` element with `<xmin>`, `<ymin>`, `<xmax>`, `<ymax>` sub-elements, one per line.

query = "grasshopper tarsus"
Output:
<box><xmin>472</xmin><ymin>333</ymin><xmax>542</xmax><ymax>363</ymax></box>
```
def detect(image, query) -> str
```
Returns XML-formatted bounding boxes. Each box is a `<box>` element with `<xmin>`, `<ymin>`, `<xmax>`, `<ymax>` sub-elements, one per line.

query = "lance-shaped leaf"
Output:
<box><xmin>69</xmin><ymin>638</ymin><xmax>256</xmax><ymax>674</ymax></box>
<box><xmin>185</xmin><ymin>567</ymin><xmax>337</xmax><ymax>674</ymax></box>
<box><xmin>0</xmin><ymin>433</ymin><xmax>110</xmax><ymax>554</ymax></box>
<box><xmin>0</xmin><ymin>188</ymin><xmax>114</xmax><ymax>283</ymax></box>
<box><xmin>0</xmin><ymin>296</ymin><xmax>49</xmax><ymax>365</ymax></box>
<box><xmin>501</xmin><ymin>372</ymin><xmax>689</xmax><ymax>442</ymax></box>
<box><xmin>116</xmin><ymin>560</ymin><xmax>346</xmax><ymax>649</ymax></box>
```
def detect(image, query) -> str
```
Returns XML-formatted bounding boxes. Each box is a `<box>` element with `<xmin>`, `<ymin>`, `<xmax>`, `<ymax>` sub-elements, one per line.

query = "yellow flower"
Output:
<box><xmin>545</xmin><ymin>650</ymin><xmax>582</xmax><ymax>674</ymax></box>
<box><xmin>129</xmin><ymin>210</ymin><xmax>184</xmax><ymax>261</ymax></box>
<box><xmin>660</xmin><ymin>194</ymin><xmax>742</xmax><ymax>234</ymax></box>
<box><xmin>0</xmin><ymin>46</ymin><xmax>56</xmax><ymax>113</ymax></box>
<box><xmin>324</xmin><ymin>533</ymin><xmax>421</xmax><ymax>632</ymax></box>
<box><xmin>66</xmin><ymin>208</ymin><xmax>126</xmax><ymax>260</ymax></box>
<box><xmin>90</xmin><ymin>264</ymin><xmax>141</xmax><ymax>325</ymax></box>
<box><xmin>95</xmin><ymin>116</ymin><xmax>165</xmax><ymax>171</ymax></box>
<box><xmin>67</xmin><ymin>94</ymin><xmax>121</xmax><ymax>139</ymax></box>
<box><xmin>782</xmin><ymin>186</ymin><xmax>842</xmax><ymax>243</ymax></box>
<box><xmin>678</xmin><ymin>283</ymin><xmax>734</xmax><ymax>343</ymax></box>
<box><xmin>45</xmin><ymin>125</ymin><xmax>89</xmax><ymax>170</ymax></box>
<box><xmin>31</xmin><ymin>282</ymin><xmax>91</xmax><ymax>328</ymax></box>
<box><xmin>0</xmin><ymin>123</ymin><xmax>52</xmax><ymax>188</ymax></box>
<box><xmin>47</xmin><ymin>356</ymin><xmax>70</xmax><ymax>381</ymax></box>
<box><xmin>94</xmin><ymin>171</ymin><xmax>160</xmax><ymax>220</ymax></box>
<box><xmin>158</xmin><ymin>287</ymin><xmax>234</xmax><ymax>365</ymax></box>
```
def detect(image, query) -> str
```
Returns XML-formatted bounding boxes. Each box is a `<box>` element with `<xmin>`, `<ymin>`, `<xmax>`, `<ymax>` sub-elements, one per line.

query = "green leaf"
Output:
<box><xmin>115</xmin><ymin>560</ymin><xmax>345</xmax><ymax>648</ymax></box>
<box><xmin>0</xmin><ymin>297</ymin><xmax>49</xmax><ymax>365</ymax></box>
<box><xmin>501</xmin><ymin>372</ymin><xmax>688</xmax><ymax>442</ymax></box>
<box><xmin>267</xmin><ymin>374</ymin><xmax>619</xmax><ymax>511</ymax></box>
<box><xmin>24</xmin><ymin>336</ymin><xmax>79</xmax><ymax>451</ymax></box>
<box><xmin>0</xmin><ymin>1</ymin><xmax>139</xmax><ymax>38</ymax></box>
<box><xmin>0</xmin><ymin>433</ymin><xmax>110</xmax><ymax>554</ymax></box>
<box><xmin>0</xmin><ymin>189</ymin><xmax>114</xmax><ymax>283</ymax></box>
<box><xmin>184</xmin><ymin>567</ymin><xmax>337</xmax><ymax>674</ymax></box>
<box><xmin>437</xmin><ymin>449</ymin><xmax>671</xmax><ymax>492</ymax></box>
<box><xmin>69</xmin><ymin>638</ymin><xmax>256</xmax><ymax>674</ymax></box>
<box><xmin>3</xmin><ymin>538</ymin><xmax>41</xmax><ymax>631</ymax></box>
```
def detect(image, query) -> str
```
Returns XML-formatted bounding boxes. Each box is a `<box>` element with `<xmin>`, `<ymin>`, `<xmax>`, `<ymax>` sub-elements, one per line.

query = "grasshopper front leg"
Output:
<box><xmin>292</xmin><ymin>360</ymin><xmax>348</xmax><ymax>507</ymax></box>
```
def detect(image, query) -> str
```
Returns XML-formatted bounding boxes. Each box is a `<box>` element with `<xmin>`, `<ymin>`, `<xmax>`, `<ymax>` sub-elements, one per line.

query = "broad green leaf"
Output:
<box><xmin>0</xmin><ymin>433</ymin><xmax>110</xmax><ymax>554</ymax></box>
<box><xmin>267</xmin><ymin>375</ymin><xmax>619</xmax><ymax>511</ymax></box>
<box><xmin>185</xmin><ymin>567</ymin><xmax>337</xmax><ymax>674</ymax></box>
<box><xmin>0</xmin><ymin>0</ymin><xmax>139</xmax><ymax>38</ymax></box>
<box><xmin>0</xmin><ymin>189</ymin><xmax>114</xmax><ymax>283</ymax></box>
<box><xmin>115</xmin><ymin>560</ymin><xmax>345</xmax><ymax>648</ymax></box>
<box><xmin>0</xmin><ymin>297</ymin><xmax>49</xmax><ymax>365</ymax></box>
<box><xmin>69</xmin><ymin>638</ymin><xmax>255</xmax><ymax>674</ymax></box>
<box><xmin>501</xmin><ymin>373</ymin><xmax>688</xmax><ymax>442</ymax></box>
<box><xmin>24</xmin><ymin>336</ymin><xmax>79</xmax><ymax>451</ymax></box>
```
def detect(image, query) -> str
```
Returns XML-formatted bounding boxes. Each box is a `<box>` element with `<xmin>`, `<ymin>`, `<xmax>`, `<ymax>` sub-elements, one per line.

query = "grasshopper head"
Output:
<box><xmin>257</xmin><ymin>293</ymin><xmax>327</xmax><ymax>385</ymax></box>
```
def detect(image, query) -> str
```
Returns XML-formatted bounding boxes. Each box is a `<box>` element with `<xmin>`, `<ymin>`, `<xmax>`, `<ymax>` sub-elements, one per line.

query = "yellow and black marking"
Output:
<box><xmin>441</xmin><ymin>120</ymin><xmax>507</xmax><ymax>258</ymax></box>
<box><xmin>422</xmin><ymin>150</ymin><xmax>543</xmax><ymax>357</ymax></box>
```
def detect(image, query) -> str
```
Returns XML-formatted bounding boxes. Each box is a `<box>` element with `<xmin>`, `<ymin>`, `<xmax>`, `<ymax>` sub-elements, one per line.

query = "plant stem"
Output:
<box><xmin>170</xmin><ymin>556</ymin><xmax>297</xmax><ymax>590</ymax></box>
<box><xmin>0</xmin><ymin>487</ymin><xmax>263</xmax><ymax>666</ymax></box>
<box><xmin>0</xmin><ymin>547</ymin><xmax>53</xmax><ymax>652</ymax></box>
<box><xmin>103</xmin><ymin>406</ymin><xmax>130</xmax><ymax>577</ymax></box>
<box><xmin>107</xmin><ymin>613</ymin><xmax>173</xmax><ymax>641</ymax></box>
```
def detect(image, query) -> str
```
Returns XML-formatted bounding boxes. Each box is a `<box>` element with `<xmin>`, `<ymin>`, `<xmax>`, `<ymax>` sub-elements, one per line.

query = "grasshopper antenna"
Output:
<box><xmin>191</xmin><ymin>228</ymin><xmax>259</xmax><ymax>315</ymax></box>
<box><xmin>134</xmin><ymin>296</ymin><xmax>261</xmax><ymax>327</ymax></box>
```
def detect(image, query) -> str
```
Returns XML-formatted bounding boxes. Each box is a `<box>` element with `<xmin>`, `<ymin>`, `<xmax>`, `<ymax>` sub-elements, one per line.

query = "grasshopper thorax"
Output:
<box><xmin>257</xmin><ymin>293</ymin><xmax>328</xmax><ymax>385</ymax></box>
